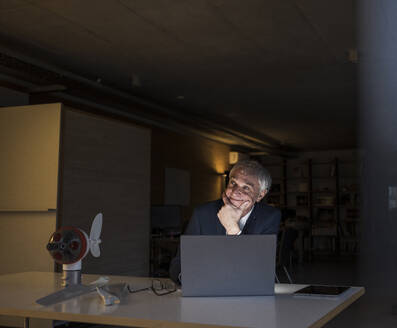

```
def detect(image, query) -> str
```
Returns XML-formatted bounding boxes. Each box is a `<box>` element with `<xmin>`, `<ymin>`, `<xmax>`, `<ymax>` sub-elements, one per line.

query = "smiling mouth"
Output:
<box><xmin>229</xmin><ymin>198</ymin><xmax>244</xmax><ymax>205</ymax></box>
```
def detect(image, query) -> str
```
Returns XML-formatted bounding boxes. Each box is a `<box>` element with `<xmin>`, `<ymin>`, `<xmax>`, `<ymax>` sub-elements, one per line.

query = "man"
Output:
<box><xmin>169</xmin><ymin>160</ymin><xmax>281</xmax><ymax>283</ymax></box>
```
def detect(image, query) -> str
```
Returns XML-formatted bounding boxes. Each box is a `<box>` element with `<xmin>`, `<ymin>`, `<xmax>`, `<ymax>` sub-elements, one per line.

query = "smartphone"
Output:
<box><xmin>294</xmin><ymin>285</ymin><xmax>350</xmax><ymax>297</ymax></box>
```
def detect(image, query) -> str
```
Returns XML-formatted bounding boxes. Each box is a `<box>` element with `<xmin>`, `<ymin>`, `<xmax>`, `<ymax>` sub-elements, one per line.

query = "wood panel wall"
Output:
<box><xmin>59</xmin><ymin>107</ymin><xmax>151</xmax><ymax>276</ymax></box>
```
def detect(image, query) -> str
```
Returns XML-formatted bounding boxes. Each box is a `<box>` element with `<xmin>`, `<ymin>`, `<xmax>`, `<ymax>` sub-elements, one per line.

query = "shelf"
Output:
<box><xmin>339</xmin><ymin>160</ymin><xmax>357</xmax><ymax>165</ymax></box>
<box><xmin>313</xmin><ymin>205</ymin><xmax>337</xmax><ymax>208</ymax></box>
<box><xmin>286</xmin><ymin>177</ymin><xmax>310</xmax><ymax>181</ymax></box>
<box><xmin>311</xmin><ymin>161</ymin><xmax>336</xmax><ymax>165</ymax></box>
<box><xmin>283</xmin><ymin>205</ymin><xmax>310</xmax><ymax>209</ymax></box>
<box><xmin>264</xmin><ymin>156</ymin><xmax>360</xmax><ymax>257</ymax></box>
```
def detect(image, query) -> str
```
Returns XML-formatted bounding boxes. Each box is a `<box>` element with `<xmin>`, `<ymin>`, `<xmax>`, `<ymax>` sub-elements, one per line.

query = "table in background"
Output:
<box><xmin>0</xmin><ymin>272</ymin><xmax>364</xmax><ymax>328</ymax></box>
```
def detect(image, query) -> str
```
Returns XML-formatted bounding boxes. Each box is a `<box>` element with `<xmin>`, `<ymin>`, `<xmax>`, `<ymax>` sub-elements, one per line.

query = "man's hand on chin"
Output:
<box><xmin>217</xmin><ymin>193</ymin><xmax>251</xmax><ymax>235</ymax></box>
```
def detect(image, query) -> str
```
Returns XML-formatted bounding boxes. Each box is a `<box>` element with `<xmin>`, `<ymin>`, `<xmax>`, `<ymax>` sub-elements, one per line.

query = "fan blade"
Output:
<box><xmin>89</xmin><ymin>213</ymin><xmax>102</xmax><ymax>257</ymax></box>
<box><xmin>90</xmin><ymin>213</ymin><xmax>102</xmax><ymax>241</ymax></box>
<box><xmin>36</xmin><ymin>284</ymin><xmax>95</xmax><ymax>306</ymax></box>
<box><xmin>90</xmin><ymin>241</ymin><xmax>101</xmax><ymax>257</ymax></box>
<box><xmin>36</xmin><ymin>277</ymin><xmax>108</xmax><ymax>306</ymax></box>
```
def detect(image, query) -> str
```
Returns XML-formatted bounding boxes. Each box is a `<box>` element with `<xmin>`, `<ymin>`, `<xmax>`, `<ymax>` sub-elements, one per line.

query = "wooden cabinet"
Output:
<box><xmin>0</xmin><ymin>104</ymin><xmax>61</xmax><ymax>275</ymax></box>
<box><xmin>0</xmin><ymin>104</ymin><xmax>61</xmax><ymax>211</ymax></box>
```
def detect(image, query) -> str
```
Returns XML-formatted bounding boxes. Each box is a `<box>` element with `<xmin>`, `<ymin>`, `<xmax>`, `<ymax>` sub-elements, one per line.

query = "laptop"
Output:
<box><xmin>180</xmin><ymin>234</ymin><xmax>277</xmax><ymax>297</ymax></box>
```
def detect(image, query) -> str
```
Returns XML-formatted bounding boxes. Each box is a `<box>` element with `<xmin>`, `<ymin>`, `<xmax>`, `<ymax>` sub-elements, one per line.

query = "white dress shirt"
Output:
<box><xmin>229</xmin><ymin>206</ymin><xmax>254</xmax><ymax>235</ymax></box>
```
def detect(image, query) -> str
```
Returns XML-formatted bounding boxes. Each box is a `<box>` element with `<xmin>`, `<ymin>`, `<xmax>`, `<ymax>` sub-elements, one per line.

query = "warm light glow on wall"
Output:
<box><xmin>211</xmin><ymin>161</ymin><xmax>228</xmax><ymax>198</ymax></box>
<box><xmin>205</xmin><ymin>146</ymin><xmax>230</xmax><ymax>198</ymax></box>
<box><xmin>229</xmin><ymin>151</ymin><xmax>239</xmax><ymax>165</ymax></box>
<box><xmin>212</xmin><ymin>154</ymin><xmax>229</xmax><ymax>174</ymax></box>
<box><xmin>229</xmin><ymin>151</ymin><xmax>249</xmax><ymax>165</ymax></box>
<box><xmin>213</xmin><ymin>162</ymin><xmax>226</xmax><ymax>175</ymax></box>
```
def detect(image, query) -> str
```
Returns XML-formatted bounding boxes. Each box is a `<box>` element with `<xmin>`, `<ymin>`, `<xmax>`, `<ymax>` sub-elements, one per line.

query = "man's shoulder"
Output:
<box><xmin>190</xmin><ymin>199</ymin><xmax>222</xmax><ymax>230</ymax></box>
<box><xmin>255</xmin><ymin>202</ymin><xmax>281</xmax><ymax>216</ymax></box>
<box><xmin>194</xmin><ymin>199</ymin><xmax>223</xmax><ymax>213</ymax></box>
<box><xmin>252</xmin><ymin>202</ymin><xmax>281</xmax><ymax>234</ymax></box>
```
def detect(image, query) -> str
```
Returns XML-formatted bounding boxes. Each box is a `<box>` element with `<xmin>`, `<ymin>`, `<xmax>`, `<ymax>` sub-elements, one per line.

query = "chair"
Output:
<box><xmin>276</xmin><ymin>227</ymin><xmax>298</xmax><ymax>283</ymax></box>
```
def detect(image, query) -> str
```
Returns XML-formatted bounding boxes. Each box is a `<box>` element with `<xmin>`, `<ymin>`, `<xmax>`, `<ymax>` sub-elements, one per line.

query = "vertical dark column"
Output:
<box><xmin>308</xmin><ymin>158</ymin><xmax>313</xmax><ymax>261</ymax></box>
<box><xmin>359</xmin><ymin>0</ymin><xmax>397</xmax><ymax>319</ymax></box>
<box><xmin>335</xmin><ymin>158</ymin><xmax>340</xmax><ymax>255</ymax></box>
<box><xmin>283</xmin><ymin>159</ymin><xmax>287</xmax><ymax>207</ymax></box>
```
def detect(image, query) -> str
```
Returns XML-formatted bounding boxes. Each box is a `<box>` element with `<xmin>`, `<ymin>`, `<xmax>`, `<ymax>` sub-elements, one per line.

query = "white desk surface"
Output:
<box><xmin>0</xmin><ymin>272</ymin><xmax>364</xmax><ymax>328</ymax></box>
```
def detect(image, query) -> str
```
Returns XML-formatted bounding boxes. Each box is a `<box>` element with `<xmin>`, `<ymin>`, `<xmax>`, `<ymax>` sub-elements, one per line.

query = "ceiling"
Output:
<box><xmin>0</xmin><ymin>0</ymin><xmax>357</xmax><ymax>154</ymax></box>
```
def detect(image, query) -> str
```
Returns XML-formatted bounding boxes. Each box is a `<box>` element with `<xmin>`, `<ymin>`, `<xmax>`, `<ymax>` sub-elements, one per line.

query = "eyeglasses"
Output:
<box><xmin>127</xmin><ymin>279</ymin><xmax>177</xmax><ymax>296</ymax></box>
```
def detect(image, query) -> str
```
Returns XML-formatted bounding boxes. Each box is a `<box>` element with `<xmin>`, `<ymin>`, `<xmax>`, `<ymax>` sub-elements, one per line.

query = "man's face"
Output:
<box><xmin>225</xmin><ymin>167</ymin><xmax>266</xmax><ymax>211</ymax></box>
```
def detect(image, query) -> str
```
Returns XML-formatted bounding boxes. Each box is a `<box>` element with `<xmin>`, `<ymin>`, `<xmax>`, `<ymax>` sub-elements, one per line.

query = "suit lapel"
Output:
<box><xmin>215</xmin><ymin>200</ymin><xmax>226</xmax><ymax>235</ymax></box>
<box><xmin>242</xmin><ymin>204</ymin><xmax>257</xmax><ymax>234</ymax></box>
<box><xmin>216</xmin><ymin>218</ymin><xmax>226</xmax><ymax>234</ymax></box>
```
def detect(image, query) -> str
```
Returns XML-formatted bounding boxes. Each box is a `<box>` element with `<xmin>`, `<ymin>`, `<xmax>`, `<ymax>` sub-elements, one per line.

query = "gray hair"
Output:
<box><xmin>230</xmin><ymin>160</ymin><xmax>272</xmax><ymax>193</ymax></box>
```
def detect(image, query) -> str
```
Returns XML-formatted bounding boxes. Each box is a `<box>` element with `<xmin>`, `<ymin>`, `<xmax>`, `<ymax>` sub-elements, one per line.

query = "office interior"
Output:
<box><xmin>0</xmin><ymin>1</ymin><xmax>396</xmax><ymax>327</ymax></box>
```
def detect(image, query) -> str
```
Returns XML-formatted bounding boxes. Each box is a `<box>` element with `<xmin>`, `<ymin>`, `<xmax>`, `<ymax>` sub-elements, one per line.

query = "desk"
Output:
<box><xmin>0</xmin><ymin>272</ymin><xmax>364</xmax><ymax>328</ymax></box>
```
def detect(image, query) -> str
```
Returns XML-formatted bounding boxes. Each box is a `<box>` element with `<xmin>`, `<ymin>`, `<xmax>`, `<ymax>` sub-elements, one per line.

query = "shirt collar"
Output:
<box><xmin>239</xmin><ymin>205</ymin><xmax>255</xmax><ymax>230</ymax></box>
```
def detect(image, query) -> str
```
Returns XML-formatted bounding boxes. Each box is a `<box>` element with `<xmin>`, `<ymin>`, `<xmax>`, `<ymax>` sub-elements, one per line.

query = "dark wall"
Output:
<box><xmin>359</xmin><ymin>0</ymin><xmax>397</xmax><ymax>322</ymax></box>
<box><xmin>151</xmin><ymin>127</ymin><xmax>230</xmax><ymax>225</ymax></box>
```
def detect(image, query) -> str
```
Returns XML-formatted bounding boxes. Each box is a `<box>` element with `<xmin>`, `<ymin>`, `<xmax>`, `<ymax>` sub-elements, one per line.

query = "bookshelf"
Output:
<box><xmin>264</xmin><ymin>155</ymin><xmax>360</xmax><ymax>259</ymax></box>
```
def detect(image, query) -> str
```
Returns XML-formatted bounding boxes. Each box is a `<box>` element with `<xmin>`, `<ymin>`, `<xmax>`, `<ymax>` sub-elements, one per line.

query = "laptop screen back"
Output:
<box><xmin>181</xmin><ymin>235</ymin><xmax>276</xmax><ymax>297</ymax></box>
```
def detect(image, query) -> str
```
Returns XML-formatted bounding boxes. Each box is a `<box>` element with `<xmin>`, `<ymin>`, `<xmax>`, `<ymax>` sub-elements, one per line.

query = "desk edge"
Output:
<box><xmin>308</xmin><ymin>287</ymin><xmax>365</xmax><ymax>328</ymax></box>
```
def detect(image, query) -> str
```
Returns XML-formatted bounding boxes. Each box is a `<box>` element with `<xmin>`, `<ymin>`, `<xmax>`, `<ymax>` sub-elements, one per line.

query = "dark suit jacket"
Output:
<box><xmin>169</xmin><ymin>199</ymin><xmax>281</xmax><ymax>283</ymax></box>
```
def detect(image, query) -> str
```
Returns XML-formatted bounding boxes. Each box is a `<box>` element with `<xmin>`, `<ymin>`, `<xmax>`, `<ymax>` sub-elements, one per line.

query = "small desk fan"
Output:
<box><xmin>46</xmin><ymin>213</ymin><xmax>102</xmax><ymax>286</ymax></box>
